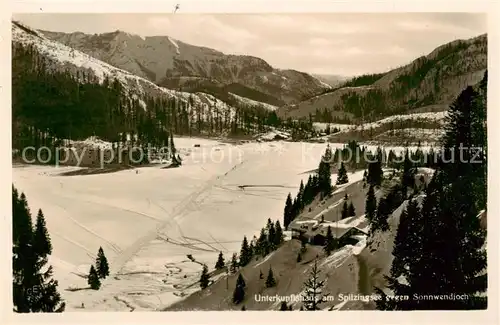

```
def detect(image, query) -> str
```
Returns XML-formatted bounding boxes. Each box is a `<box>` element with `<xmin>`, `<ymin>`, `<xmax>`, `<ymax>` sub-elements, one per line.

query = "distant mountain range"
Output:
<box><xmin>12</xmin><ymin>20</ymin><xmax>487</xmax><ymax>139</ymax></box>
<box><xmin>311</xmin><ymin>74</ymin><xmax>348</xmax><ymax>87</ymax></box>
<box><xmin>38</xmin><ymin>29</ymin><xmax>331</xmax><ymax>107</ymax></box>
<box><xmin>279</xmin><ymin>34</ymin><xmax>487</xmax><ymax>122</ymax></box>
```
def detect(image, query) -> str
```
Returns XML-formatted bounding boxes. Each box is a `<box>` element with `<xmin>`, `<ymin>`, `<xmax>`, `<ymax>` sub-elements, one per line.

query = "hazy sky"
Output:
<box><xmin>13</xmin><ymin>13</ymin><xmax>487</xmax><ymax>76</ymax></box>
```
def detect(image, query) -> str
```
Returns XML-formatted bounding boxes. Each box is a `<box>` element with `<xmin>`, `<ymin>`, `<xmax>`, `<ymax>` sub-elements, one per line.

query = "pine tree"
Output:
<box><xmin>33</xmin><ymin>209</ymin><xmax>52</xmax><ymax>258</ymax></box>
<box><xmin>256</xmin><ymin>227</ymin><xmax>269</xmax><ymax>256</ymax></box>
<box><xmin>215</xmin><ymin>251</ymin><xmax>225</xmax><ymax>270</ymax></box>
<box><xmin>385</xmin><ymin>199</ymin><xmax>420</xmax><ymax>290</ymax></box>
<box><xmin>401</xmin><ymin>149</ymin><xmax>415</xmax><ymax>199</ymax></box>
<box><xmin>95</xmin><ymin>247</ymin><xmax>110</xmax><ymax>279</ymax></box>
<box><xmin>324</xmin><ymin>226</ymin><xmax>336</xmax><ymax>256</ymax></box>
<box><xmin>267</xmin><ymin>223</ymin><xmax>276</xmax><ymax>250</ymax></box>
<box><xmin>297</xmin><ymin>180</ymin><xmax>305</xmax><ymax>209</ymax></box>
<box><xmin>284</xmin><ymin>193</ymin><xmax>293</xmax><ymax>229</ymax></box>
<box><xmin>378</xmin><ymin>76</ymin><xmax>487</xmax><ymax>310</ymax></box>
<box><xmin>336</xmin><ymin>162</ymin><xmax>349</xmax><ymax>185</ymax></box>
<box><xmin>265</xmin><ymin>267</ymin><xmax>276</xmax><ymax>288</ymax></box>
<box><xmin>13</xmin><ymin>188</ymin><xmax>65</xmax><ymax>313</ymax></box>
<box><xmin>365</xmin><ymin>185</ymin><xmax>377</xmax><ymax>229</ymax></box>
<box><xmin>230</xmin><ymin>253</ymin><xmax>238</xmax><ymax>274</ymax></box>
<box><xmin>199</xmin><ymin>264</ymin><xmax>210</xmax><ymax>289</ymax></box>
<box><xmin>374</xmin><ymin>198</ymin><xmax>390</xmax><ymax>232</ymax></box>
<box><xmin>348</xmin><ymin>202</ymin><xmax>356</xmax><ymax>217</ymax></box>
<box><xmin>280</xmin><ymin>301</ymin><xmax>289</xmax><ymax>310</ymax></box>
<box><xmin>169</xmin><ymin>132</ymin><xmax>176</xmax><ymax>157</ymax></box>
<box><xmin>232</xmin><ymin>273</ymin><xmax>246</xmax><ymax>304</ymax></box>
<box><xmin>274</xmin><ymin>220</ymin><xmax>284</xmax><ymax>246</ymax></box>
<box><xmin>302</xmin><ymin>259</ymin><xmax>325</xmax><ymax>310</ymax></box>
<box><xmin>239</xmin><ymin>236</ymin><xmax>251</xmax><ymax>267</ymax></box>
<box><xmin>341</xmin><ymin>201</ymin><xmax>349</xmax><ymax>219</ymax></box>
<box><xmin>367</xmin><ymin>159</ymin><xmax>383</xmax><ymax>187</ymax></box>
<box><xmin>88</xmin><ymin>265</ymin><xmax>101</xmax><ymax>290</ymax></box>
<box><xmin>318</xmin><ymin>145</ymin><xmax>333</xmax><ymax>198</ymax></box>
<box><xmin>241</xmin><ymin>305</ymin><xmax>246</xmax><ymax>311</ymax></box>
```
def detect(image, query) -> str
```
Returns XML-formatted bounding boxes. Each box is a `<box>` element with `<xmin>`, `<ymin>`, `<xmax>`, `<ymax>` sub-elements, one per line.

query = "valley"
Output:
<box><xmin>10</xmin><ymin>15</ymin><xmax>488</xmax><ymax>313</ymax></box>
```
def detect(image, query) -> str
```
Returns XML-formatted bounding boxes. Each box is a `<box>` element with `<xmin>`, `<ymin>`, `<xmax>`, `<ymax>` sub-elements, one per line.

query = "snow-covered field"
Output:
<box><xmin>12</xmin><ymin>138</ymin><xmax>430</xmax><ymax>311</ymax></box>
<box><xmin>13</xmin><ymin>138</ymin><xmax>334</xmax><ymax>311</ymax></box>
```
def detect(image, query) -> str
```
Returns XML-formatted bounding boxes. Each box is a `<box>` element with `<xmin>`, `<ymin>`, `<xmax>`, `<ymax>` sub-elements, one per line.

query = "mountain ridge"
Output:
<box><xmin>38</xmin><ymin>28</ymin><xmax>330</xmax><ymax>106</ymax></box>
<box><xmin>280</xmin><ymin>33</ymin><xmax>487</xmax><ymax>122</ymax></box>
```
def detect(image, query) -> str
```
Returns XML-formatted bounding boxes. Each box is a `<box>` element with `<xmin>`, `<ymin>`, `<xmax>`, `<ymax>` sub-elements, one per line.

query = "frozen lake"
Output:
<box><xmin>13</xmin><ymin>138</ymin><xmax>332</xmax><ymax>311</ymax></box>
<box><xmin>12</xmin><ymin>138</ymin><xmax>430</xmax><ymax>311</ymax></box>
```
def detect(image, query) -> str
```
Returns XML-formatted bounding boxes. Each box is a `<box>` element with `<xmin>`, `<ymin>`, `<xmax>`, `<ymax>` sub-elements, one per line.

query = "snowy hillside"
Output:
<box><xmin>12</xmin><ymin>21</ymin><xmax>237</xmax><ymax>123</ymax></box>
<box><xmin>336</xmin><ymin>112</ymin><xmax>447</xmax><ymax>134</ymax></box>
<box><xmin>39</xmin><ymin>27</ymin><xmax>329</xmax><ymax>105</ymax></box>
<box><xmin>12</xmin><ymin>139</ymin><xmax>331</xmax><ymax>311</ymax></box>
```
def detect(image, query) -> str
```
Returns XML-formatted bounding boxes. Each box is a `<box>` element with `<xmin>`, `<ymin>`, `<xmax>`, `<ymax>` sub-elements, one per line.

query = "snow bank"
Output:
<box><xmin>228</xmin><ymin>93</ymin><xmax>278</xmax><ymax>111</ymax></box>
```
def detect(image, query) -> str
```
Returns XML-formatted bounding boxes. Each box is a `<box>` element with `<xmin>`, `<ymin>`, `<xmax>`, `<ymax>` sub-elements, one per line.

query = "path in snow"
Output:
<box><xmin>112</xmin><ymin>159</ymin><xmax>248</xmax><ymax>275</ymax></box>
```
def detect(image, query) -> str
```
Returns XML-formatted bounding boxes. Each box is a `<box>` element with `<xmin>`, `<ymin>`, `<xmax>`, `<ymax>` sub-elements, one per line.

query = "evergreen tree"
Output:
<box><xmin>33</xmin><ymin>209</ymin><xmax>52</xmax><ymax>258</ymax></box>
<box><xmin>215</xmin><ymin>251</ymin><xmax>225</xmax><ymax>270</ymax></box>
<box><xmin>302</xmin><ymin>260</ymin><xmax>325</xmax><ymax>310</ymax></box>
<box><xmin>95</xmin><ymin>247</ymin><xmax>110</xmax><ymax>279</ymax></box>
<box><xmin>265</xmin><ymin>267</ymin><xmax>276</xmax><ymax>288</ymax></box>
<box><xmin>297</xmin><ymin>180</ymin><xmax>305</xmax><ymax>209</ymax></box>
<box><xmin>280</xmin><ymin>301</ymin><xmax>289</xmax><ymax>311</ymax></box>
<box><xmin>401</xmin><ymin>149</ymin><xmax>415</xmax><ymax>198</ymax></box>
<box><xmin>248</xmin><ymin>241</ymin><xmax>254</xmax><ymax>258</ymax></box>
<box><xmin>13</xmin><ymin>188</ymin><xmax>65</xmax><ymax>313</ymax></box>
<box><xmin>241</xmin><ymin>305</ymin><xmax>246</xmax><ymax>311</ymax></box>
<box><xmin>267</xmin><ymin>223</ymin><xmax>276</xmax><ymax>250</ymax></box>
<box><xmin>374</xmin><ymin>198</ymin><xmax>390</xmax><ymax>232</ymax></box>
<box><xmin>336</xmin><ymin>162</ymin><xmax>349</xmax><ymax>185</ymax></box>
<box><xmin>256</xmin><ymin>227</ymin><xmax>269</xmax><ymax>256</ymax></box>
<box><xmin>232</xmin><ymin>273</ymin><xmax>246</xmax><ymax>304</ymax></box>
<box><xmin>348</xmin><ymin>202</ymin><xmax>356</xmax><ymax>217</ymax></box>
<box><xmin>341</xmin><ymin>201</ymin><xmax>349</xmax><ymax>219</ymax></box>
<box><xmin>239</xmin><ymin>236</ymin><xmax>252</xmax><ymax>267</ymax></box>
<box><xmin>87</xmin><ymin>265</ymin><xmax>101</xmax><ymax>290</ymax></box>
<box><xmin>365</xmin><ymin>185</ymin><xmax>377</xmax><ymax>228</ymax></box>
<box><xmin>323</xmin><ymin>226</ymin><xmax>336</xmax><ymax>256</ymax></box>
<box><xmin>318</xmin><ymin>145</ymin><xmax>333</xmax><ymax>198</ymax></box>
<box><xmin>367</xmin><ymin>159</ymin><xmax>383</xmax><ymax>187</ymax></box>
<box><xmin>199</xmin><ymin>264</ymin><xmax>210</xmax><ymax>289</ymax></box>
<box><xmin>259</xmin><ymin>270</ymin><xmax>264</xmax><ymax>279</ymax></box>
<box><xmin>390</xmin><ymin>198</ymin><xmax>421</xmax><ymax>279</ymax></box>
<box><xmin>230</xmin><ymin>253</ymin><xmax>239</xmax><ymax>274</ymax></box>
<box><xmin>274</xmin><ymin>220</ymin><xmax>284</xmax><ymax>246</ymax></box>
<box><xmin>169</xmin><ymin>132</ymin><xmax>177</xmax><ymax>157</ymax></box>
<box><xmin>378</xmin><ymin>75</ymin><xmax>487</xmax><ymax>310</ymax></box>
<box><xmin>284</xmin><ymin>193</ymin><xmax>293</xmax><ymax>229</ymax></box>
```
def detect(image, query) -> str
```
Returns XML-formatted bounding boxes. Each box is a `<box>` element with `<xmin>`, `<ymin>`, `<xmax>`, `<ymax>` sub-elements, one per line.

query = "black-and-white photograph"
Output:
<box><xmin>9</xmin><ymin>11</ymin><xmax>488</xmax><ymax>314</ymax></box>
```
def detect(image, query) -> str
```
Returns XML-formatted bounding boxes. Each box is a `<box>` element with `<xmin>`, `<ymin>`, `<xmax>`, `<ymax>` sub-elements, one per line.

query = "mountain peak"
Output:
<box><xmin>35</xmin><ymin>25</ymin><xmax>329</xmax><ymax>104</ymax></box>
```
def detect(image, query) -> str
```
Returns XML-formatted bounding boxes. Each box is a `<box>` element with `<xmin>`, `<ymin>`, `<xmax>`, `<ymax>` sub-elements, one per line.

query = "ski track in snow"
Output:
<box><xmin>50</xmin><ymin>200</ymin><xmax>122</xmax><ymax>254</ymax></box>
<box><xmin>112</xmin><ymin>159</ymin><xmax>248</xmax><ymax>274</ymax></box>
<box><xmin>13</xmin><ymin>139</ymin><xmax>335</xmax><ymax>310</ymax></box>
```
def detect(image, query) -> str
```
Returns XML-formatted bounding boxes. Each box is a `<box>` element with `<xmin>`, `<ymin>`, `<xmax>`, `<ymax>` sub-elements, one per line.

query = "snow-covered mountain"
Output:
<box><xmin>12</xmin><ymin>21</ymin><xmax>242</xmax><ymax>124</ymax></box>
<box><xmin>281</xmin><ymin>34</ymin><xmax>487</xmax><ymax>120</ymax></box>
<box><xmin>39</xmin><ymin>28</ymin><xmax>330</xmax><ymax>106</ymax></box>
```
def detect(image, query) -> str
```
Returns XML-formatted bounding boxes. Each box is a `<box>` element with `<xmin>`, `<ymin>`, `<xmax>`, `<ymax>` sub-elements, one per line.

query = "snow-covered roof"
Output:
<box><xmin>294</xmin><ymin>220</ymin><xmax>319</xmax><ymax>225</ymax></box>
